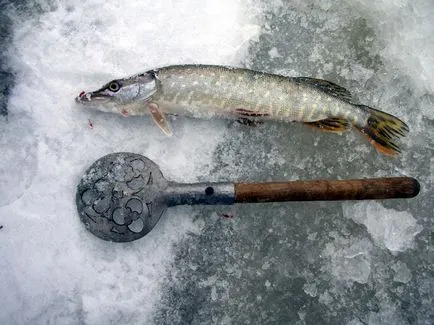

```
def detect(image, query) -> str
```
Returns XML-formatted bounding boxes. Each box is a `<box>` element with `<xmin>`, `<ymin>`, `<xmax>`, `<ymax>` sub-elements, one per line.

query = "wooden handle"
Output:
<box><xmin>234</xmin><ymin>177</ymin><xmax>420</xmax><ymax>203</ymax></box>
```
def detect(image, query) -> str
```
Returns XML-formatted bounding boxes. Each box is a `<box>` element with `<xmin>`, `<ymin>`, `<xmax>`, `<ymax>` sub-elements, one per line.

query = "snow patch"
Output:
<box><xmin>344</xmin><ymin>202</ymin><xmax>423</xmax><ymax>253</ymax></box>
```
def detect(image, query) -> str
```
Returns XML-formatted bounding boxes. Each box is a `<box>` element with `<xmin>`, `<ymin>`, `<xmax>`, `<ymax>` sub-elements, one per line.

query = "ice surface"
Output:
<box><xmin>391</xmin><ymin>261</ymin><xmax>412</xmax><ymax>283</ymax></box>
<box><xmin>323</xmin><ymin>237</ymin><xmax>373</xmax><ymax>284</ymax></box>
<box><xmin>1</xmin><ymin>0</ymin><xmax>433</xmax><ymax>324</ymax></box>
<box><xmin>0</xmin><ymin>8</ymin><xmax>13</xmax><ymax>117</ymax></box>
<box><xmin>343</xmin><ymin>201</ymin><xmax>423</xmax><ymax>253</ymax></box>
<box><xmin>354</xmin><ymin>0</ymin><xmax>434</xmax><ymax>91</ymax></box>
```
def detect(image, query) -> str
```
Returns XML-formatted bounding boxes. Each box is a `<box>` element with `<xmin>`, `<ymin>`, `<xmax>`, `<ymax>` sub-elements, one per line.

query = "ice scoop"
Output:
<box><xmin>76</xmin><ymin>152</ymin><xmax>420</xmax><ymax>242</ymax></box>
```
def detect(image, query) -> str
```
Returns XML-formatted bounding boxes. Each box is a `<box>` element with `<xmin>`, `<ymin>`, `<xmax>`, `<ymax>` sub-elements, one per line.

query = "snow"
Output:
<box><xmin>0</xmin><ymin>0</ymin><xmax>258</xmax><ymax>324</ymax></box>
<box><xmin>343</xmin><ymin>201</ymin><xmax>423</xmax><ymax>253</ymax></box>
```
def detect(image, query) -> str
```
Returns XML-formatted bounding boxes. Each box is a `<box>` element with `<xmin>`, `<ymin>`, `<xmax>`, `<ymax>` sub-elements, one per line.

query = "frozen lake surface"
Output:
<box><xmin>0</xmin><ymin>0</ymin><xmax>433</xmax><ymax>324</ymax></box>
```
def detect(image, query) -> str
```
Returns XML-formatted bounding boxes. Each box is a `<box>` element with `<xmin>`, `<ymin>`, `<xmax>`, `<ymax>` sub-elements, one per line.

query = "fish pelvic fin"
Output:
<box><xmin>148</xmin><ymin>102</ymin><xmax>173</xmax><ymax>136</ymax></box>
<box><xmin>304</xmin><ymin>118</ymin><xmax>351</xmax><ymax>133</ymax></box>
<box><xmin>355</xmin><ymin>105</ymin><xmax>409</xmax><ymax>156</ymax></box>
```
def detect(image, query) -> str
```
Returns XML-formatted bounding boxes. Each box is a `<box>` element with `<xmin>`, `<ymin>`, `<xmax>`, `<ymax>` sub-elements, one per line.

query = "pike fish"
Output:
<box><xmin>75</xmin><ymin>65</ymin><xmax>409</xmax><ymax>156</ymax></box>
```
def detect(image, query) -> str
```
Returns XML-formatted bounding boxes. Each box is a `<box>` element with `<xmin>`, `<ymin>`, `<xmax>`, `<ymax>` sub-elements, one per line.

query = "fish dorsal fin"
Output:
<box><xmin>147</xmin><ymin>102</ymin><xmax>173</xmax><ymax>136</ymax></box>
<box><xmin>291</xmin><ymin>77</ymin><xmax>353</xmax><ymax>103</ymax></box>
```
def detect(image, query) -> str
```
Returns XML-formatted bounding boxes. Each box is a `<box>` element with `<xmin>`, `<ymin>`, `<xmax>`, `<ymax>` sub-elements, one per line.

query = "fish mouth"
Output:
<box><xmin>75</xmin><ymin>91</ymin><xmax>111</xmax><ymax>104</ymax></box>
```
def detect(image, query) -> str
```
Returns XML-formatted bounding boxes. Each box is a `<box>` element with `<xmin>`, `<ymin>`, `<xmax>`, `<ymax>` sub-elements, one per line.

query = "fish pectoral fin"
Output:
<box><xmin>233</xmin><ymin>108</ymin><xmax>270</xmax><ymax>117</ymax></box>
<box><xmin>291</xmin><ymin>77</ymin><xmax>353</xmax><ymax>103</ymax></box>
<box><xmin>304</xmin><ymin>118</ymin><xmax>351</xmax><ymax>133</ymax></box>
<box><xmin>148</xmin><ymin>103</ymin><xmax>173</xmax><ymax>136</ymax></box>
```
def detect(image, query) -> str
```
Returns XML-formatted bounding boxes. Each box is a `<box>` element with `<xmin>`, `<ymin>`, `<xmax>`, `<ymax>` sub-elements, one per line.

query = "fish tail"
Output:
<box><xmin>355</xmin><ymin>105</ymin><xmax>409</xmax><ymax>156</ymax></box>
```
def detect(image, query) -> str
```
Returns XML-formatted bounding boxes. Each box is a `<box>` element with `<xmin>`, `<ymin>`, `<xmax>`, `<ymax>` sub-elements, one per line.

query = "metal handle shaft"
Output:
<box><xmin>234</xmin><ymin>177</ymin><xmax>420</xmax><ymax>203</ymax></box>
<box><xmin>163</xmin><ymin>177</ymin><xmax>419</xmax><ymax>206</ymax></box>
<box><xmin>163</xmin><ymin>182</ymin><xmax>235</xmax><ymax>206</ymax></box>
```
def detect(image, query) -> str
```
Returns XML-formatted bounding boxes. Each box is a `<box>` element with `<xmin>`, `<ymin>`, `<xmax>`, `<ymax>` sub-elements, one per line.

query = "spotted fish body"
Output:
<box><xmin>134</xmin><ymin>65</ymin><xmax>364</xmax><ymax>124</ymax></box>
<box><xmin>76</xmin><ymin>64</ymin><xmax>409</xmax><ymax>156</ymax></box>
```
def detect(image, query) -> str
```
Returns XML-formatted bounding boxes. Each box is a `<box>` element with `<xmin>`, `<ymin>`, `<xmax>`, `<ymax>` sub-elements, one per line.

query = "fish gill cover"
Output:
<box><xmin>0</xmin><ymin>0</ymin><xmax>433</xmax><ymax>324</ymax></box>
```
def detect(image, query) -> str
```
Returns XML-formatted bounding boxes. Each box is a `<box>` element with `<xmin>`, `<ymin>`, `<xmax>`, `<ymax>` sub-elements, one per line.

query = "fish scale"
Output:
<box><xmin>166</xmin><ymin>67</ymin><xmax>317</xmax><ymax>120</ymax></box>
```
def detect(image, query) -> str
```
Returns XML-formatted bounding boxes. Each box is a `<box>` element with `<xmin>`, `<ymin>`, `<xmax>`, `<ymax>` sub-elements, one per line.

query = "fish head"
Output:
<box><xmin>75</xmin><ymin>70</ymin><xmax>158</xmax><ymax>115</ymax></box>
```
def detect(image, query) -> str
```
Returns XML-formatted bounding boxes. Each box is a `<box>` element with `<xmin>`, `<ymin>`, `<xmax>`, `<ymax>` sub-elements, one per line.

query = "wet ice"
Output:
<box><xmin>323</xmin><ymin>237</ymin><xmax>373</xmax><ymax>284</ymax></box>
<box><xmin>392</xmin><ymin>261</ymin><xmax>412</xmax><ymax>284</ymax></box>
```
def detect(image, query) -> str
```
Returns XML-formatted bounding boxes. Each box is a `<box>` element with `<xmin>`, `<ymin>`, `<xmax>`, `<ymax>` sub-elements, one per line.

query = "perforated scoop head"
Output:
<box><xmin>76</xmin><ymin>152</ymin><xmax>168</xmax><ymax>242</ymax></box>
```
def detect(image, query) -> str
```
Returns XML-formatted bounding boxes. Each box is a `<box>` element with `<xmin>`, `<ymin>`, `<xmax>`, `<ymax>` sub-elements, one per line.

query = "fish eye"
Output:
<box><xmin>108</xmin><ymin>81</ymin><xmax>120</xmax><ymax>92</ymax></box>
